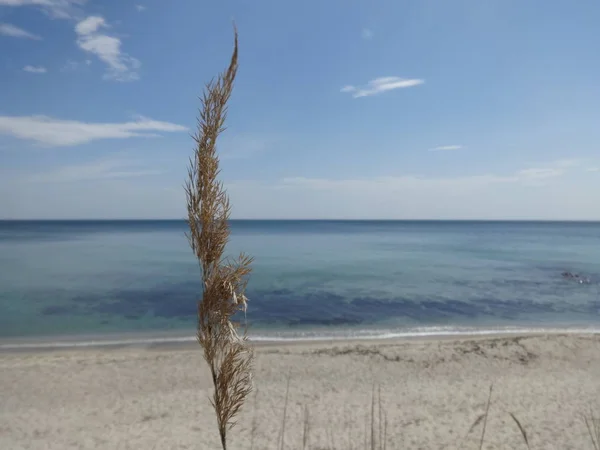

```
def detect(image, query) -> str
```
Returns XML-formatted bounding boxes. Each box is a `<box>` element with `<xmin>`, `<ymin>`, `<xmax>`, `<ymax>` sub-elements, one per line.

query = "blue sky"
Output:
<box><xmin>1</xmin><ymin>0</ymin><xmax>599</xmax><ymax>220</ymax></box>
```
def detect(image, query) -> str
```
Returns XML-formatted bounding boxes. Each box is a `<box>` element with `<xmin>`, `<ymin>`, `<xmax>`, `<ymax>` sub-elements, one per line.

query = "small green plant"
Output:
<box><xmin>185</xmin><ymin>25</ymin><xmax>254</xmax><ymax>450</ymax></box>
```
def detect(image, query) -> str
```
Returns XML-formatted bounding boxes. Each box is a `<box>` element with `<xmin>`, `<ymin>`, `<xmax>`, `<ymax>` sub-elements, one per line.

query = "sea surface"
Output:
<box><xmin>1</xmin><ymin>220</ymin><xmax>600</xmax><ymax>348</ymax></box>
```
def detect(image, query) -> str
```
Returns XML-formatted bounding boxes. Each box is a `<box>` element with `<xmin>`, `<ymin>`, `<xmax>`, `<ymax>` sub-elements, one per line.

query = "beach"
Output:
<box><xmin>2</xmin><ymin>333</ymin><xmax>600</xmax><ymax>450</ymax></box>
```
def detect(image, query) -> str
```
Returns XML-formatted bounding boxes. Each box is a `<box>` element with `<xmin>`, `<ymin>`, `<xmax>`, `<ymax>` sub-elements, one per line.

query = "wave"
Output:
<box><xmin>1</xmin><ymin>325</ymin><xmax>599</xmax><ymax>351</ymax></box>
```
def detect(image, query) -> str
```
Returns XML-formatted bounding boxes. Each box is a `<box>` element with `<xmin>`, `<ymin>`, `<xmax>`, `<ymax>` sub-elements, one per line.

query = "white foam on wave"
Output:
<box><xmin>0</xmin><ymin>335</ymin><xmax>197</xmax><ymax>350</ymax></box>
<box><xmin>249</xmin><ymin>325</ymin><xmax>600</xmax><ymax>341</ymax></box>
<box><xmin>1</xmin><ymin>325</ymin><xmax>599</xmax><ymax>350</ymax></box>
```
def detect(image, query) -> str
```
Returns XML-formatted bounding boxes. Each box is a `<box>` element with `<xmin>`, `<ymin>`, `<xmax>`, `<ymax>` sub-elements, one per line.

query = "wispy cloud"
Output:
<box><xmin>223</xmin><ymin>162</ymin><xmax>599</xmax><ymax>220</ymax></box>
<box><xmin>23</xmin><ymin>65</ymin><xmax>47</xmax><ymax>73</ymax></box>
<box><xmin>25</xmin><ymin>159</ymin><xmax>161</xmax><ymax>183</ymax></box>
<box><xmin>0</xmin><ymin>0</ymin><xmax>85</xmax><ymax>20</ymax></box>
<box><xmin>271</xmin><ymin>159</ymin><xmax>577</xmax><ymax>192</ymax></box>
<box><xmin>429</xmin><ymin>145</ymin><xmax>463</xmax><ymax>151</ymax></box>
<box><xmin>341</xmin><ymin>76</ymin><xmax>424</xmax><ymax>98</ymax></box>
<box><xmin>135</xmin><ymin>4</ymin><xmax>146</xmax><ymax>12</ymax></box>
<box><xmin>361</xmin><ymin>28</ymin><xmax>373</xmax><ymax>39</ymax></box>
<box><xmin>516</xmin><ymin>167</ymin><xmax>563</xmax><ymax>180</ymax></box>
<box><xmin>278</xmin><ymin>174</ymin><xmax>518</xmax><ymax>192</ymax></box>
<box><xmin>0</xmin><ymin>115</ymin><xmax>187</xmax><ymax>146</ymax></box>
<box><xmin>75</xmin><ymin>15</ymin><xmax>140</xmax><ymax>81</ymax></box>
<box><xmin>0</xmin><ymin>23</ymin><xmax>41</xmax><ymax>39</ymax></box>
<box><xmin>219</xmin><ymin>135</ymin><xmax>277</xmax><ymax>160</ymax></box>
<box><xmin>60</xmin><ymin>58</ymin><xmax>91</xmax><ymax>72</ymax></box>
<box><xmin>586</xmin><ymin>167</ymin><xmax>599</xmax><ymax>172</ymax></box>
<box><xmin>514</xmin><ymin>159</ymin><xmax>583</xmax><ymax>185</ymax></box>
<box><xmin>509</xmin><ymin>159</ymin><xmax>583</xmax><ymax>183</ymax></box>
<box><xmin>551</xmin><ymin>158</ymin><xmax>582</xmax><ymax>168</ymax></box>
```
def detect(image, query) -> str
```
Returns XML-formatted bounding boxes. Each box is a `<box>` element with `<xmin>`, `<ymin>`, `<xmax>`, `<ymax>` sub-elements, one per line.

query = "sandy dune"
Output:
<box><xmin>2</xmin><ymin>333</ymin><xmax>600</xmax><ymax>449</ymax></box>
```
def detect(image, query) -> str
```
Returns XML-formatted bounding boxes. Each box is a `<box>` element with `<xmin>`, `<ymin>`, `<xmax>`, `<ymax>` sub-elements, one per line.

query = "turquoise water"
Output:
<box><xmin>1</xmin><ymin>220</ymin><xmax>600</xmax><ymax>344</ymax></box>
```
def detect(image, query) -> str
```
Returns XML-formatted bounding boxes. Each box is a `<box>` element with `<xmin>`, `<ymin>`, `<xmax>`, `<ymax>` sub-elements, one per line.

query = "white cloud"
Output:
<box><xmin>75</xmin><ymin>15</ymin><xmax>103</xmax><ymax>34</ymax></box>
<box><xmin>23</xmin><ymin>65</ymin><xmax>47</xmax><ymax>73</ymax></box>
<box><xmin>429</xmin><ymin>145</ymin><xmax>463</xmax><ymax>151</ymax></box>
<box><xmin>75</xmin><ymin>15</ymin><xmax>140</xmax><ymax>81</ymax></box>
<box><xmin>25</xmin><ymin>159</ymin><xmax>161</xmax><ymax>183</ymax></box>
<box><xmin>0</xmin><ymin>0</ymin><xmax>86</xmax><ymax>20</ymax></box>
<box><xmin>586</xmin><ymin>167</ymin><xmax>599</xmax><ymax>172</ymax></box>
<box><xmin>135</xmin><ymin>4</ymin><xmax>146</xmax><ymax>11</ymax></box>
<box><xmin>341</xmin><ymin>76</ymin><xmax>424</xmax><ymax>98</ymax></box>
<box><xmin>361</xmin><ymin>28</ymin><xmax>373</xmax><ymax>39</ymax></box>
<box><xmin>0</xmin><ymin>23</ymin><xmax>41</xmax><ymax>39</ymax></box>
<box><xmin>0</xmin><ymin>115</ymin><xmax>187</xmax><ymax>146</ymax></box>
<box><xmin>516</xmin><ymin>167</ymin><xmax>563</xmax><ymax>180</ymax></box>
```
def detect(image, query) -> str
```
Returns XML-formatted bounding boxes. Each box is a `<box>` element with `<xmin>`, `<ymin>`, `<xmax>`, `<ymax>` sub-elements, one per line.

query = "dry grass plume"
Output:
<box><xmin>185</xmin><ymin>25</ymin><xmax>254</xmax><ymax>450</ymax></box>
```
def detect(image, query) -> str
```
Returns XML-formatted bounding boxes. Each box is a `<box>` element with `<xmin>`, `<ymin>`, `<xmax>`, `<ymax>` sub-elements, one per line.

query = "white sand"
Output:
<box><xmin>1</xmin><ymin>333</ymin><xmax>600</xmax><ymax>450</ymax></box>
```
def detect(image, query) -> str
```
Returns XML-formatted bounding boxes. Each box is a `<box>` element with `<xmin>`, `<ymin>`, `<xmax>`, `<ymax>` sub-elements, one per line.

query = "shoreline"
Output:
<box><xmin>2</xmin><ymin>324</ymin><xmax>599</xmax><ymax>353</ymax></box>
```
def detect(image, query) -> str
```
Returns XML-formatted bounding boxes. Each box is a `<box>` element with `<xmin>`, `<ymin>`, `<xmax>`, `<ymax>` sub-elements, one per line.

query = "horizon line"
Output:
<box><xmin>1</xmin><ymin>218</ymin><xmax>600</xmax><ymax>223</ymax></box>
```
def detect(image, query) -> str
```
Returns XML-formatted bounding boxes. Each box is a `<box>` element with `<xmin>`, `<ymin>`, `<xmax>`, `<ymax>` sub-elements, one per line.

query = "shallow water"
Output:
<box><xmin>1</xmin><ymin>220</ymin><xmax>599</xmax><ymax>344</ymax></box>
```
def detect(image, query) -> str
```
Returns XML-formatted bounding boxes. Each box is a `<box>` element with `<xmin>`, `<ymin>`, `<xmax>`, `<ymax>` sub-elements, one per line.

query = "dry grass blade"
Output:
<box><xmin>364</xmin><ymin>407</ymin><xmax>369</xmax><ymax>450</ymax></box>
<box><xmin>185</xmin><ymin>24</ymin><xmax>254</xmax><ymax>450</ymax></box>
<box><xmin>383</xmin><ymin>411</ymin><xmax>388</xmax><ymax>450</ymax></box>
<box><xmin>378</xmin><ymin>385</ymin><xmax>382</xmax><ymax>450</ymax></box>
<box><xmin>302</xmin><ymin>405</ymin><xmax>310</xmax><ymax>450</ymax></box>
<box><xmin>460</xmin><ymin>389</ymin><xmax>492</xmax><ymax>448</ymax></box>
<box><xmin>250</xmin><ymin>389</ymin><xmax>259</xmax><ymax>450</ymax></box>
<box><xmin>479</xmin><ymin>384</ymin><xmax>494</xmax><ymax>450</ymax></box>
<box><xmin>371</xmin><ymin>384</ymin><xmax>376</xmax><ymax>450</ymax></box>
<box><xmin>467</xmin><ymin>414</ymin><xmax>486</xmax><ymax>437</ymax></box>
<box><xmin>279</xmin><ymin>373</ymin><xmax>291</xmax><ymax>450</ymax></box>
<box><xmin>508</xmin><ymin>412</ymin><xmax>531</xmax><ymax>449</ymax></box>
<box><xmin>328</xmin><ymin>426</ymin><xmax>335</xmax><ymax>450</ymax></box>
<box><xmin>584</xmin><ymin>410</ymin><xmax>600</xmax><ymax>450</ymax></box>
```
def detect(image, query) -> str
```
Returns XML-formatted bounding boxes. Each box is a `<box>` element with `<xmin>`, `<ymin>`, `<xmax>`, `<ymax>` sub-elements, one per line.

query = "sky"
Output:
<box><xmin>1</xmin><ymin>0</ymin><xmax>599</xmax><ymax>220</ymax></box>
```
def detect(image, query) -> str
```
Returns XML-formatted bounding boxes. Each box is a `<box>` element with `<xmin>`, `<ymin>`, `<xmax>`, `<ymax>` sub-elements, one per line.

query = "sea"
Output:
<box><xmin>1</xmin><ymin>220</ymin><xmax>599</xmax><ymax>349</ymax></box>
